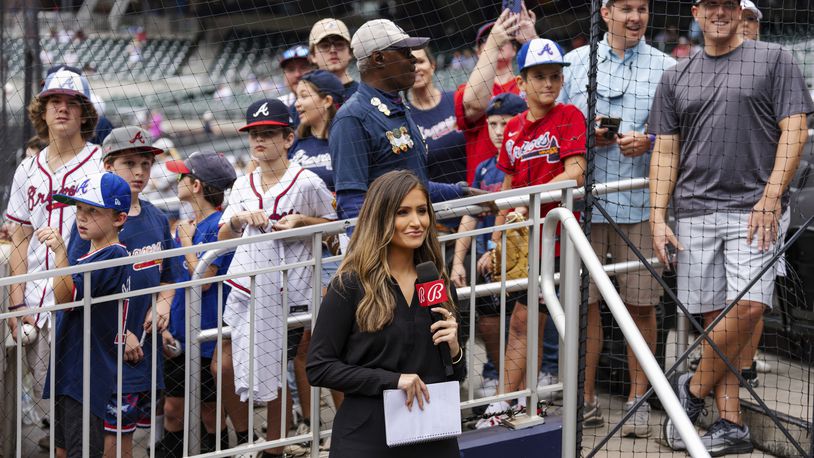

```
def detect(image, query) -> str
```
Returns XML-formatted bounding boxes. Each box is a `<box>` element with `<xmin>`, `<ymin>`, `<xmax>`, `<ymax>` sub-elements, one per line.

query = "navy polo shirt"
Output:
<box><xmin>330</xmin><ymin>82</ymin><xmax>429</xmax><ymax>193</ymax></box>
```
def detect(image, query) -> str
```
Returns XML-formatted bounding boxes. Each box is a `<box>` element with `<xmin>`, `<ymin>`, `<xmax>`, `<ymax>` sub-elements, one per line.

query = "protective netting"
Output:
<box><xmin>0</xmin><ymin>1</ymin><xmax>813</xmax><ymax>457</ymax></box>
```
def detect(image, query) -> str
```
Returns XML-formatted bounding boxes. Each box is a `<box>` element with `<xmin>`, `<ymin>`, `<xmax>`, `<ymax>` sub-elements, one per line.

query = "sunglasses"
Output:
<box><xmin>316</xmin><ymin>39</ymin><xmax>349</xmax><ymax>53</ymax></box>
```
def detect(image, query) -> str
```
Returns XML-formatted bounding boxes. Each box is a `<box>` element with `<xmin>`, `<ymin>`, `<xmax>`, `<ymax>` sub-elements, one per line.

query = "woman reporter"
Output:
<box><xmin>307</xmin><ymin>170</ymin><xmax>465</xmax><ymax>457</ymax></box>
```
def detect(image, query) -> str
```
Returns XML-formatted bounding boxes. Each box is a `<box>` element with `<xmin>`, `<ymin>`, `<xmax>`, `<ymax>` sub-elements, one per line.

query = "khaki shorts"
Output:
<box><xmin>588</xmin><ymin>222</ymin><xmax>662</xmax><ymax>307</ymax></box>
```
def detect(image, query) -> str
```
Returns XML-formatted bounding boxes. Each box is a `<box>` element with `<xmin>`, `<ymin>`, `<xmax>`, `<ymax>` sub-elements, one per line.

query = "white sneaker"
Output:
<box><xmin>537</xmin><ymin>372</ymin><xmax>561</xmax><ymax>401</ymax></box>
<box><xmin>476</xmin><ymin>377</ymin><xmax>498</xmax><ymax>398</ymax></box>
<box><xmin>754</xmin><ymin>353</ymin><xmax>772</xmax><ymax>373</ymax></box>
<box><xmin>475</xmin><ymin>401</ymin><xmax>511</xmax><ymax>429</ymax></box>
<box><xmin>284</xmin><ymin>421</ymin><xmax>311</xmax><ymax>456</ymax></box>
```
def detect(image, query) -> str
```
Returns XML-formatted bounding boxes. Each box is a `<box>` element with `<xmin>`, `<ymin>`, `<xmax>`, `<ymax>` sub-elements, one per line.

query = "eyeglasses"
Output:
<box><xmin>315</xmin><ymin>39</ymin><xmax>349</xmax><ymax>53</ymax></box>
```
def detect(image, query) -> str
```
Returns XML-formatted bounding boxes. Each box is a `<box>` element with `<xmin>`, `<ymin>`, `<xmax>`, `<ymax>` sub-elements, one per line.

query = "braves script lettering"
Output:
<box><xmin>27</xmin><ymin>179</ymin><xmax>90</xmax><ymax>212</ymax></box>
<box><xmin>505</xmin><ymin>132</ymin><xmax>561</xmax><ymax>165</ymax></box>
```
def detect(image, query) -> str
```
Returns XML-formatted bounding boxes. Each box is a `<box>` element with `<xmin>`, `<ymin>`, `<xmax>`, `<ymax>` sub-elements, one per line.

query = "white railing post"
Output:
<box><xmin>560</xmin><ymin>187</ymin><xmax>581</xmax><ymax>458</ymax></box>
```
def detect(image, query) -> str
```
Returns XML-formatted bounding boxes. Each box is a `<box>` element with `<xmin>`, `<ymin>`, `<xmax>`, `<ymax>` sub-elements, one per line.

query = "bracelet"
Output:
<box><xmin>8</xmin><ymin>303</ymin><xmax>27</xmax><ymax>311</ymax></box>
<box><xmin>451</xmin><ymin>348</ymin><xmax>464</xmax><ymax>365</ymax></box>
<box><xmin>229</xmin><ymin>218</ymin><xmax>244</xmax><ymax>233</ymax></box>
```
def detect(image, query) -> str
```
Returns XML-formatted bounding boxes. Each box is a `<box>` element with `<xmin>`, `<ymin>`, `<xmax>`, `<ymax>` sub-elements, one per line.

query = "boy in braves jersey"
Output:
<box><xmin>218</xmin><ymin>98</ymin><xmax>336</xmax><ymax>456</ymax></box>
<box><xmin>156</xmin><ymin>151</ymin><xmax>237</xmax><ymax>457</ymax></box>
<box><xmin>38</xmin><ymin>172</ymin><xmax>132</xmax><ymax>458</ymax></box>
<box><xmin>485</xmin><ymin>38</ymin><xmax>586</xmax><ymax>421</ymax></box>
<box><xmin>67</xmin><ymin>126</ymin><xmax>178</xmax><ymax>456</ymax></box>
<box><xmin>4</xmin><ymin>67</ymin><xmax>102</xmax><ymax>405</ymax></box>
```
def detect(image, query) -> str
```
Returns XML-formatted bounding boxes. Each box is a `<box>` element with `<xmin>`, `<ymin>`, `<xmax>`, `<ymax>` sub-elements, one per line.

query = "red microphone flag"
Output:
<box><xmin>416</xmin><ymin>279</ymin><xmax>448</xmax><ymax>308</ymax></box>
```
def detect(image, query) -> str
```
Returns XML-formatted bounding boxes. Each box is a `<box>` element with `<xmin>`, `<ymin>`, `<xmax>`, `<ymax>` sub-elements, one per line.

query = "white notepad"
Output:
<box><xmin>383</xmin><ymin>380</ymin><xmax>462</xmax><ymax>447</ymax></box>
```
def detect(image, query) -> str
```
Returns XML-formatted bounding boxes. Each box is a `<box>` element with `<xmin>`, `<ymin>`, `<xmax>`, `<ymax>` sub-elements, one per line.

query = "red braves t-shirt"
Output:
<box><xmin>454</xmin><ymin>79</ymin><xmax>520</xmax><ymax>184</ymax></box>
<box><xmin>497</xmin><ymin>103</ymin><xmax>586</xmax><ymax>216</ymax></box>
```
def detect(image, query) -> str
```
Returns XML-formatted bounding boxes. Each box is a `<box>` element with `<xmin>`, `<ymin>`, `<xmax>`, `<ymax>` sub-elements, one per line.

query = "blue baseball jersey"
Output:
<box><xmin>289</xmin><ymin>136</ymin><xmax>333</xmax><ymax>192</ymax></box>
<box><xmin>472</xmin><ymin>156</ymin><xmax>505</xmax><ymax>256</ymax></box>
<box><xmin>45</xmin><ymin>243</ymin><xmax>131</xmax><ymax>419</ymax></box>
<box><xmin>169</xmin><ymin>211</ymin><xmax>233</xmax><ymax>359</ymax></box>
<box><xmin>330</xmin><ymin>82</ymin><xmax>429</xmax><ymax>193</ymax></box>
<box><xmin>408</xmin><ymin>91</ymin><xmax>467</xmax><ymax>185</ymax></box>
<box><xmin>69</xmin><ymin>200</ymin><xmax>178</xmax><ymax>393</ymax></box>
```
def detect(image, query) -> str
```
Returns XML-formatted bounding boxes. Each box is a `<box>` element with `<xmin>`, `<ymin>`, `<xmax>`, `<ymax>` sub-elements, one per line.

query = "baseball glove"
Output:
<box><xmin>491</xmin><ymin>211</ymin><xmax>529</xmax><ymax>282</ymax></box>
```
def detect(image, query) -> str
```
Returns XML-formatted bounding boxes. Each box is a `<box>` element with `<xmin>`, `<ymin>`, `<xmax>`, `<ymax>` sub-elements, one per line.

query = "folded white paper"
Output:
<box><xmin>383</xmin><ymin>380</ymin><xmax>462</xmax><ymax>447</ymax></box>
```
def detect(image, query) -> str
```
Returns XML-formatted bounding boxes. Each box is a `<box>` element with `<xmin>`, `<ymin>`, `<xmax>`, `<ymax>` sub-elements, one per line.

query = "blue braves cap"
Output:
<box><xmin>517</xmin><ymin>38</ymin><xmax>570</xmax><ymax>72</ymax></box>
<box><xmin>300</xmin><ymin>70</ymin><xmax>345</xmax><ymax>105</ymax></box>
<box><xmin>239</xmin><ymin>99</ymin><xmax>293</xmax><ymax>132</ymax></box>
<box><xmin>39</xmin><ymin>66</ymin><xmax>92</xmax><ymax>101</ymax></box>
<box><xmin>280</xmin><ymin>44</ymin><xmax>310</xmax><ymax>67</ymax></box>
<box><xmin>53</xmin><ymin>172</ymin><xmax>131</xmax><ymax>214</ymax></box>
<box><xmin>486</xmin><ymin>93</ymin><xmax>527</xmax><ymax>117</ymax></box>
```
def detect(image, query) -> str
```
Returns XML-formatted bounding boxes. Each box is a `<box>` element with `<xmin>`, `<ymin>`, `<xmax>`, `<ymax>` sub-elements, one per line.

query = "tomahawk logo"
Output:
<box><xmin>538</xmin><ymin>43</ymin><xmax>555</xmax><ymax>56</ymax></box>
<box><xmin>129</xmin><ymin>131</ymin><xmax>146</xmax><ymax>144</ymax></box>
<box><xmin>253</xmin><ymin>102</ymin><xmax>270</xmax><ymax>118</ymax></box>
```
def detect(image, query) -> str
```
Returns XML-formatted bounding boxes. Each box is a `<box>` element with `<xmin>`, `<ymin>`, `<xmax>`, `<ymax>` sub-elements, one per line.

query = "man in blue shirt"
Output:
<box><xmin>559</xmin><ymin>0</ymin><xmax>675</xmax><ymax>438</ymax></box>
<box><xmin>330</xmin><ymin>19</ymin><xmax>464</xmax><ymax>220</ymax></box>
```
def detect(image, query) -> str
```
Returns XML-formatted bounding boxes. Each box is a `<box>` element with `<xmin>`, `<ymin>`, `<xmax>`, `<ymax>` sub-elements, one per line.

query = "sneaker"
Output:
<box><xmin>688</xmin><ymin>351</ymin><xmax>701</xmax><ymax>371</ymax></box>
<box><xmin>475</xmin><ymin>401</ymin><xmax>511</xmax><ymax>429</ymax></box>
<box><xmin>621</xmin><ymin>397</ymin><xmax>651</xmax><ymax>438</ymax></box>
<box><xmin>701</xmin><ymin>419</ymin><xmax>753</xmax><ymax>456</ymax></box>
<box><xmin>537</xmin><ymin>372</ymin><xmax>561</xmax><ymax>401</ymax></box>
<box><xmin>753</xmin><ymin>352</ymin><xmax>772</xmax><ymax>373</ymax></box>
<box><xmin>742</xmin><ymin>363</ymin><xmax>759</xmax><ymax>388</ymax></box>
<box><xmin>582</xmin><ymin>399</ymin><xmax>604</xmax><ymax>428</ymax></box>
<box><xmin>37</xmin><ymin>434</ymin><xmax>50</xmax><ymax>450</ymax></box>
<box><xmin>284</xmin><ymin>421</ymin><xmax>311</xmax><ymax>456</ymax></box>
<box><xmin>663</xmin><ymin>372</ymin><xmax>706</xmax><ymax>450</ymax></box>
<box><xmin>476</xmin><ymin>377</ymin><xmax>498</xmax><ymax>398</ymax></box>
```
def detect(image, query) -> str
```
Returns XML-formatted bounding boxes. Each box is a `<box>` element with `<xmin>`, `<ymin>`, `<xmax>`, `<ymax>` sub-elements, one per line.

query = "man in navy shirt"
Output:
<box><xmin>330</xmin><ymin>19</ymin><xmax>465</xmax><ymax>220</ymax></box>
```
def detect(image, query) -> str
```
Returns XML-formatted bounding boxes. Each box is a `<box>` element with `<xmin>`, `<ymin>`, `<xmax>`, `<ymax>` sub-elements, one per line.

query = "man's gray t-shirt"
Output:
<box><xmin>648</xmin><ymin>40</ymin><xmax>814</xmax><ymax>218</ymax></box>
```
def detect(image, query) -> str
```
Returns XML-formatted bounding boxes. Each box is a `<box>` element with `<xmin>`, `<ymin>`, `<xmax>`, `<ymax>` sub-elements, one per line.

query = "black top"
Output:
<box><xmin>307</xmin><ymin>272</ymin><xmax>465</xmax><ymax>457</ymax></box>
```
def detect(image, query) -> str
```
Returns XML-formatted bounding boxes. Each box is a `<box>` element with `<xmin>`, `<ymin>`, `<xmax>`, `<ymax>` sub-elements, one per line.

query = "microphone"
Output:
<box><xmin>416</xmin><ymin>261</ymin><xmax>454</xmax><ymax>377</ymax></box>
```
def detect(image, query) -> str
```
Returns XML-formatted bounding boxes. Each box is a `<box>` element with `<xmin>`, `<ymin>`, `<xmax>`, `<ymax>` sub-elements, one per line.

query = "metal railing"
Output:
<box><xmin>1</xmin><ymin>178</ymin><xmax>674</xmax><ymax>457</ymax></box>
<box><xmin>541</xmin><ymin>205</ymin><xmax>708</xmax><ymax>458</ymax></box>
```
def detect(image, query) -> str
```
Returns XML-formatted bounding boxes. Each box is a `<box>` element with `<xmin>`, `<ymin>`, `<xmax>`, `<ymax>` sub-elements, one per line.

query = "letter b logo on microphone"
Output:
<box><xmin>416</xmin><ymin>279</ymin><xmax>448</xmax><ymax>308</ymax></box>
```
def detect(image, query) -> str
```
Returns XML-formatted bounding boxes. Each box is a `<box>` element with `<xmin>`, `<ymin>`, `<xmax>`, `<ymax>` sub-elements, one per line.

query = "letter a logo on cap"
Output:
<box><xmin>253</xmin><ymin>102</ymin><xmax>270</xmax><ymax>118</ymax></box>
<box><xmin>129</xmin><ymin>131</ymin><xmax>146</xmax><ymax>144</ymax></box>
<box><xmin>539</xmin><ymin>43</ymin><xmax>554</xmax><ymax>56</ymax></box>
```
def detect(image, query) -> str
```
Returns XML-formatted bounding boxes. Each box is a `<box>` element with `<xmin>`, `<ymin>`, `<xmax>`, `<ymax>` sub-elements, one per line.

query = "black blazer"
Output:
<box><xmin>307</xmin><ymin>273</ymin><xmax>466</xmax><ymax>458</ymax></box>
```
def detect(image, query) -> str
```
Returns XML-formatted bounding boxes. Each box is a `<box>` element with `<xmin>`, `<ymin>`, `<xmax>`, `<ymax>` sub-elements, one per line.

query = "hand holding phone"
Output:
<box><xmin>598</xmin><ymin>117</ymin><xmax>622</xmax><ymax>140</ymax></box>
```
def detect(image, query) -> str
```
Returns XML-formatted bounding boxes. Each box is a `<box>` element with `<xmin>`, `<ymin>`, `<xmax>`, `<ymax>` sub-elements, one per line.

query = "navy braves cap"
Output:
<box><xmin>239</xmin><ymin>99</ymin><xmax>293</xmax><ymax>132</ymax></box>
<box><xmin>486</xmin><ymin>93</ymin><xmax>527</xmax><ymax>117</ymax></box>
<box><xmin>53</xmin><ymin>172</ymin><xmax>131</xmax><ymax>214</ymax></box>
<box><xmin>280</xmin><ymin>44</ymin><xmax>310</xmax><ymax>68</ymax></box>
<box><xmin>39</xmin><ymin>66</ymin><xmax>91</xmax><ymax>101</ymax></box>
<box><xmin>166</xmin><ymin>151</ymin><xmax>237</xmax><ymax>191</ymax></box>
<box><xmin>102</xmin><ymin>126</ymin><xmax>163</xmax><ymax>160</ymax></box>
<box><xmin>300</xmin><ymin>70</ymin><xmax>345</xmax><ymax>105</ymax></box>
<box><xmin>517</xmin><ymin>38</ymin><xmax>570</xmax><ymax>72</ymax></box>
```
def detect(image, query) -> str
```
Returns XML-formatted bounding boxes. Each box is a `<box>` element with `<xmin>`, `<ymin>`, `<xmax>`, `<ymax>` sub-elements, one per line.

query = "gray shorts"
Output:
<box><xmin>676</xmin><ymin>212</ymin><xmax>783</xmax><ymax>314</ymax></box>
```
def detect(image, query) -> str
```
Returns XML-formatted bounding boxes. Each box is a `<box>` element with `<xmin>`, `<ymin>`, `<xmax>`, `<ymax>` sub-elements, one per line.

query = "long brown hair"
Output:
<box><xmin>336</xmin><ymin>170</ymin><xmax>456</xmax><ymax>333</ymax></box>
<box><xmin>27</xmin><ymin>94</ymin><xmax>98</xmax><ymax>142</ymax></box>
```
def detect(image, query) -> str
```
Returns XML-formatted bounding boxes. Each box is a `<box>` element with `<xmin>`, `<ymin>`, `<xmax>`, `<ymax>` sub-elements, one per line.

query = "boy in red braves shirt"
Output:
<box><xmin>480</xmin><ymin>38</ymin><xmax>585</xmax><ymax>424</ymax></box>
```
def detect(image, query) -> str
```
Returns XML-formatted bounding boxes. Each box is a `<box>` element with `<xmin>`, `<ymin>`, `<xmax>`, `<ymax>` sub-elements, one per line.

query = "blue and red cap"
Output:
<box><xmin>239</xmin><ymin>99</ymin><xmax>293</xmax><ymax>132</ymax></box>
<box><xmin>39</xmin><ymin>66</ymin><xmax>92</xmax><ymax>101</ymax></box>
<box><xmin>53</xmin><ymin>172</ymin><xmax>131</xmax><ymax>214</ymax></box>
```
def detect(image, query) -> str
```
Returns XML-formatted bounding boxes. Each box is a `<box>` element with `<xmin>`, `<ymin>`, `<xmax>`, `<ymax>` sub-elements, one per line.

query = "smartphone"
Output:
<box><xmin>502</xmin><ymin>0</ymin><xmax>523</xmax><ymax>14</ymax></box>
<box><xmin>665</xmin><ymin>243</ymin><xmax>677</xmax><ymax>272</ymax></box>
<box><xmin>598</xmin><ymin>117</ymin><xmax>622</xmax><ymax>140</ymax></box>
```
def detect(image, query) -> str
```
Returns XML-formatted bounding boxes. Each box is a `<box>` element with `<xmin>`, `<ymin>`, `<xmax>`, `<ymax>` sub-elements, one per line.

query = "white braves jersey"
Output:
<box><xmin>4</xmin><ymin>143</ymin><xmax>104</xmax><ymax>328</ymax></box>
<box><xmin>221</xmin><ymin>163</ymin><xmax>335</xmax><ymax>307</ymax></box>
<box><xmin>221</xmin><ymin>163</ymin><xmax>335</xmax><ymax>402</ymax></box>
